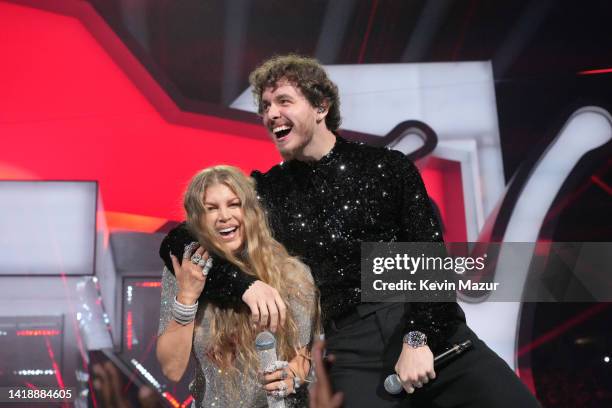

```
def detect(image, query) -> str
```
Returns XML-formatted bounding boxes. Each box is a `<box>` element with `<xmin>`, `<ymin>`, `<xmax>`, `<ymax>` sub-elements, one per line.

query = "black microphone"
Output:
<box><xmin>255</xmin><ymin>331</ymin><xmax>286</xmax><ymax>408</ymax></box>
<box><xmin>384</xmin><ymin>340</ymin><xmax>473</xmax><ymax>395</ymax></box>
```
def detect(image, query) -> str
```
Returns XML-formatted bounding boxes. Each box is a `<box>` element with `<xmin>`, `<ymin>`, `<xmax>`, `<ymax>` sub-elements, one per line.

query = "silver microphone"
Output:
<box><xmin>384</xmin><ymin>372</ymin><xmax>404</xmax><ymax>394</ymax></box>
<box><xmin>255</xmin><ymin>331</ymin><xmax>286</xmax><ymax>408</ymax></box>
<box><xmin>384</xmin><ymin>340</ymin><xmax>473</xmax><ymax>394</ymax></box>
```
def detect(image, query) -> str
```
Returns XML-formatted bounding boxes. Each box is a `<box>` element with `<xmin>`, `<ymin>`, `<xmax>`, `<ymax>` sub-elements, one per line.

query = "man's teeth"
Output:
<box><xmin>273</xmin><ymin>125</ymin><xmax>291</xmax><ymax>134</ymax></box>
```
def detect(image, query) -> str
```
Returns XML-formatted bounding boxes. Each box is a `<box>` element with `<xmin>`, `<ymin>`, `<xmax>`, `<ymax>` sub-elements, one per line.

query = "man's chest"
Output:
<box><xmin>262</xmin><ymin>173</ymin><xmax>402</xmax><ymax>249</ymax></box>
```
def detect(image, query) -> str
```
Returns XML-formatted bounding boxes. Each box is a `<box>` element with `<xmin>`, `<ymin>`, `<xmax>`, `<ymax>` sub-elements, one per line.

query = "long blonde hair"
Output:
<box><xmin>184</xmin><ymin>165</ymin><xmax>318</xmax><ymax>382</ymax></box>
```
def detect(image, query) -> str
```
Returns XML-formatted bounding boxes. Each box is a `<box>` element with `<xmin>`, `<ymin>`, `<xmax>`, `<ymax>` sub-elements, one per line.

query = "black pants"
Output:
<box><xmin>325</xmin><ymin>303</ymin><xmax>541</xmax><ymax>408</ymax></box>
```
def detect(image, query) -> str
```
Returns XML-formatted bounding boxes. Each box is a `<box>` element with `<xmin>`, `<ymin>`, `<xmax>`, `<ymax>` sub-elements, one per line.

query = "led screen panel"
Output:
<box><xmin>0</xmin><ymin>315</ymin><xmax>64</xmax><ymax>388</ymax></box>
<box><xmin>120</xmin><ymin>277</ymin><xmax>193</xmax><ymax>406</ymax></box>
<box><xmin>0</xmin><ymin>181</ymin><xmax>96</xmax><ymax>275</ymax></box>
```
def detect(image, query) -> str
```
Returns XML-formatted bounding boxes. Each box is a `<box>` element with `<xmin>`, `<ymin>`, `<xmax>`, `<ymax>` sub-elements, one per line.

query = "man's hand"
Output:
<box><xmin>394</xmin><ymin>344</ymin><xmax>435</xmax><ymax>394</ymax></box>
<box><xmin>242</xmin><ymin>281</ymin><xmax>286</xmax><ymax>332</ymax></box>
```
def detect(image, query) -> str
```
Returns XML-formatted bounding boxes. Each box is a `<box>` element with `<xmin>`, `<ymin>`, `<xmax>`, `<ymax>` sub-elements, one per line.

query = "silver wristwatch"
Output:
<box><xmin>403</xmin><ymin>331</ymin><xmax>427</xmax><ymax>348</ymax></box>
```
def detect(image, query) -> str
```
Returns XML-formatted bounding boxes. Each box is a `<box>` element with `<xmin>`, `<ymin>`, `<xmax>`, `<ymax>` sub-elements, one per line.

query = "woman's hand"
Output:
<box><xmin>262</xmin><ymin>360</ymin><xmax>293</xmax><ymax>397</ymax></box>
<box><xmin>262</xmin><ymin>350</ymin><xmax>310</xmax><ymax>398</ymax></box>
<box><xmin>170</xmin><ymin>243</ymin><xmax>210</xmax><ymax>305</ymax></box>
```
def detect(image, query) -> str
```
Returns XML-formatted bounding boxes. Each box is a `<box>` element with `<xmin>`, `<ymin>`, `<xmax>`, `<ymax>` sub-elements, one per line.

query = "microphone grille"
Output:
<box><xmin>255</xmin><ymin>331</ymin><xmax>276</xmax><ymax>351</ymax></box>
<box><xmin>384</xmin><ymin>374</ymin><xmax>403</xmax><ymax>395</ymax></box>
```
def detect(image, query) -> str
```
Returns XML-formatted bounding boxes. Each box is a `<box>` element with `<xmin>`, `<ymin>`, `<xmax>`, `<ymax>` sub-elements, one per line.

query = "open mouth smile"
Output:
<box><xmin>272</xmin><ymin>125</ymin><xmax>293</xmax><ymax>140</ymax></box>
<box><xmin>217</xmin><ymin>226</ymin><xmax>239</xmax><ymax>241</ymax></box>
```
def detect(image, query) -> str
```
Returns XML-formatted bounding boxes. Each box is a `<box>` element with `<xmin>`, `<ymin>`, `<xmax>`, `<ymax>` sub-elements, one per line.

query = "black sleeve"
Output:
<box><xmin>158</xmin><ymin>223</ymin><xmax>256</xmax><ymax>308</ymax></box>
<box><xmin>250</xmin><ymin>170</ymin><xmax>284</xmax><ymax>239</ymax></box>
<box><xmin>393</xmin><ymin>152</ymin><xmax>461</xmax><ymax>352</ymax></box>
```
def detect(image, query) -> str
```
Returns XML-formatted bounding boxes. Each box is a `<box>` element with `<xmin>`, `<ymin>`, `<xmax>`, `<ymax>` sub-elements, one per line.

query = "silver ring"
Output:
<box><xmin>191</xmin><ymin>253</ymin><xmax>202</xmax><ymax>264</ymax></box>
<box><xmin>197</xmin><ymin>259</ymin><xmax>207</xmax><ymax>267</ymax></box>
<box><xmin>293</xmin><ymin>376</ymin><xmax>301</xmax><ymax>390</ymax></box>
<box><xmin>277</xmin><ymin>381</ymin><xmax>287</xmax><ymax>391</ymax></box>
<box><xmin>202</xmin><ymin>264</ymin><xmax>212</xmax><ymax>276</ymax></box>
<box><xmin>183</xmin><ymin>242</ymin><xmax>199</xmax><ymax>259</ymax></box>
<box><xmin>280</xmin><ymin>370</ymin><xmax>288</xmax><ymax>380</ymax></box>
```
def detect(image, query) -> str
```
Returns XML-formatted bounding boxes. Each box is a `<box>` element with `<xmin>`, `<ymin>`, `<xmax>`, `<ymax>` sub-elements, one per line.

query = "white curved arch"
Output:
<box><xmin>464</xmin><ymin>106</ymin><xmax>612</xmax><ymax>368</ymax></box>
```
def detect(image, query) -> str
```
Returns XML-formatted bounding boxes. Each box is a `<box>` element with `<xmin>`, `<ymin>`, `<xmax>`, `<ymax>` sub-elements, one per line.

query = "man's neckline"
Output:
<box><xmin>287</xmin><ymin>136</ymin><xmax>347</xmax><ymax>168</ymax></box>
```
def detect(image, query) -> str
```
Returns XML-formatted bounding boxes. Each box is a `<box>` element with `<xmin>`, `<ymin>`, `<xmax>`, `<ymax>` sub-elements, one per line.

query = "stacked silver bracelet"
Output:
<box><xmin>171</xmin><ymin>296</ymin><xmax>198</xmax><ymax>325</ymax></box>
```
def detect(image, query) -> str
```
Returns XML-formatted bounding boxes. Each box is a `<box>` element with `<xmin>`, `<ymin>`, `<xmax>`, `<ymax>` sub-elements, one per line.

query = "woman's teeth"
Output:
<box><xmin>219</xmin><ymin>226</ymin><xmax>237</xmax><ymax>237</ymax></box>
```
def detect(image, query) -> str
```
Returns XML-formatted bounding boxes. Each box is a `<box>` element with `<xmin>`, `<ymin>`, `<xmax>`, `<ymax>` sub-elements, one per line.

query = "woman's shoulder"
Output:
<box><xmin>282</xmin><ymin>259</ymin><xmax>313</xmax><ymax>283</ymax></box>
<box><xmin>280</xmin><ymin>261</ymin><xmax>316</xmax><ymax>309</ymax></box>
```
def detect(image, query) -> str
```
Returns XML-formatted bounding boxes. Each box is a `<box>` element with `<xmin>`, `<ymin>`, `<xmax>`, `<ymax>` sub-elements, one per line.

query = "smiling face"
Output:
<box><xmin>202</xmin><ymin>183</ymin><xmax>245</xmax><ymax>254</ymax></box>
<box><xmin>260</xmin><ymin>80</ymin><xmax>323</xmax><ymax>159</ymax></box>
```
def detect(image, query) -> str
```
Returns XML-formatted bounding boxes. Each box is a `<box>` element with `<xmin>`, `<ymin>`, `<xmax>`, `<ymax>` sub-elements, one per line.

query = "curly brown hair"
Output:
<box><xmin>249</xmin><ymin>54</ymin><xmax>342</xmax><ymax>132</ymax></box>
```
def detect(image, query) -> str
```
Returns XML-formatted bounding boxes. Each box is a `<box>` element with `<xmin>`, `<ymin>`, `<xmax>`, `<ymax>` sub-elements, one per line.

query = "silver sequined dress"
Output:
<box><xmin>158</xmin><ymin>267</ymin><xmax>315</xmax><ymax>408</ymax></box>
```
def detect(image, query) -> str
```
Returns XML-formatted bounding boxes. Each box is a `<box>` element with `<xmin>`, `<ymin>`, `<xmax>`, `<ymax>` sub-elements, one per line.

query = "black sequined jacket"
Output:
<box><xmin>160</xmin><ymin>137</ymin><xmax>464</xmax><ymax>351</ymax></box>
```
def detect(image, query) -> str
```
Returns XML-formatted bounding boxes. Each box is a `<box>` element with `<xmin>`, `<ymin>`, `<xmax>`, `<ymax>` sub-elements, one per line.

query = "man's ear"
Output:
<box><xmin>319</xmin><ymin>99</ymin><xmax>330</xmax><ymax>113</ymax></box>
<box><xmin>316</xmin><ymin>100</ymin><xmax>329</xmax><ymax>123</ymax></box>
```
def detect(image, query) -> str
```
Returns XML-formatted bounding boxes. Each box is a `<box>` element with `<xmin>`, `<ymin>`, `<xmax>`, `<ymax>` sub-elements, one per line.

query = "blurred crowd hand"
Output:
<box><xmin>92</xmin><ymin>361</ymin><xmax>162</xmax><ymax>408</ymax></box>
<box><xmin>309</xmin><ymin>340</ymin><xmax>343</xmax><ymax>408</ymax></box>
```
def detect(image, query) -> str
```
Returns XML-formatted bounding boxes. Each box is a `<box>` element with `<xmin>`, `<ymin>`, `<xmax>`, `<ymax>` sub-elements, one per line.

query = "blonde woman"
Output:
<box><xmin>156</xmin><ymin>165</ymin><xmax>317</xmax><ymax>407</ymax></box>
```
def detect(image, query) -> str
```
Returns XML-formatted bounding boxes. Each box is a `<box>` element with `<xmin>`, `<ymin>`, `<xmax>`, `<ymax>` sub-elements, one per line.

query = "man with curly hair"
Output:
<box><xmin>161</xmin><ymin>55</ymin><xmax>540</xmax><ymax>407</ymax></box>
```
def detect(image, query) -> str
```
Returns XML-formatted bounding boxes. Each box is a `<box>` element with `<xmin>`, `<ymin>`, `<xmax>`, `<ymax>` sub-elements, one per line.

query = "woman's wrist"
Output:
<box><xmin>172</xmin><ymin>295</ymin><xmax>198</xmax><ymax>325</ymax></box>
<box><xmin>176</xmin><ymin>291</ymin><xmax>199</xmax><ymax>305</ymax></box>
<box><xmin>289</xmin><ymin>353</ymin><xmax>310</xmax><ymax>381</ymax></box>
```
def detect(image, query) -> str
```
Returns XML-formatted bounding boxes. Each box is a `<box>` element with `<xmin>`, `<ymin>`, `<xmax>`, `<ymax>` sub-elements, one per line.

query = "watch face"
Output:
<box><xmin>405</xmin><ymin>331</ymin><xmax>427</xmax><ymax>347</ymax></box>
